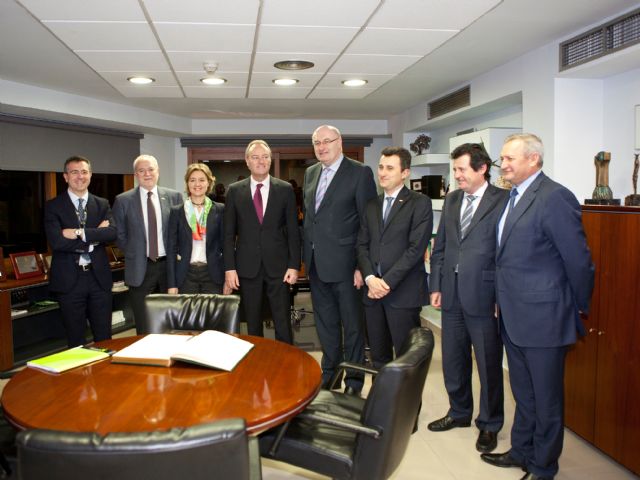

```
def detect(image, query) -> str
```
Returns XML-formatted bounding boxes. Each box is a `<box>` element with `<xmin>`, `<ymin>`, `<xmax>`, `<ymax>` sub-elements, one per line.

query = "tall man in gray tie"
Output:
<box><xmin>112</xmin><ymin>155</ymin><xmax>183</xmax><ymax>332</ymax></box>
<box><xmin>428</xmin><ymin>143</ymin><xmax>507</xmax><ymax>454</ymax></box>
<box><xmin>481</xmin><ymin>134</ymin><xmax>594</xmax><ymax>480</ymax></box>
<box><xmin>302</xmin><ymin>125</ymin><xmax>377</xmax><ymax>395</ymax></box>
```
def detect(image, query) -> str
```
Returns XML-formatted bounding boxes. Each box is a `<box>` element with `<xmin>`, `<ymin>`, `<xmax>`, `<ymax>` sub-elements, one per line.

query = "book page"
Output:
<box><xmin>171</xmin><ymin>330</ymin><xmax>254</xmax><ymax>371</ymax></box>
<box><xmin>112</xmin><ymin>334</ymin><xmax>193</xmax><ymax>366</ymax></box>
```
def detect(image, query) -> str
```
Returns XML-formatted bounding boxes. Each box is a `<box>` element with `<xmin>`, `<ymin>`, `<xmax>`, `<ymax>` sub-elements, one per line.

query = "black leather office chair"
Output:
<box><xmin>0</xmin><ymin>406</ymin><xmax>16</xmax><ymax>477</ymax></box>
<box><xmin>140</xmin><ymin>293</ymin><xmax>241</xmax><ymax>334</ymax></box>
<box><xmin>16</xmin><ymin>418</ymin><xmax>261</xmax><ymax>480</ymax></box>
<box><xmin>259</xmin><ymin>327</ymin><xmax>434</xmax><ymax>480</ymax></box>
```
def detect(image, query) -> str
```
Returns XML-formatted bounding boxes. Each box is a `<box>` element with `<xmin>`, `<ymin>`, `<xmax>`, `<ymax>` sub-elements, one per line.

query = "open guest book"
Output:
<box><xmin>111</xmin><ymin>330</ymin><xmax>254</xmax><ymax>371</ymax></box>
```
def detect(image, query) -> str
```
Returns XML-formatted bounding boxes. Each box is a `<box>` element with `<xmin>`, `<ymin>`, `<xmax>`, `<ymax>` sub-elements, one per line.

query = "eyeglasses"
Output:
<box><xmin>67</xmin><ymin>170</ymin><xmax>90</xmax><ymax>176</ymax></box>
<box><xmin>313</xmin><ymin>137</ymin><xmax>339</xmax><ymax>147</ymax></box>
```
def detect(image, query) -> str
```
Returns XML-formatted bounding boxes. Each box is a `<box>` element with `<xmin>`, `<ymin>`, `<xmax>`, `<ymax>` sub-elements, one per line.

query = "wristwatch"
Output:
<box><xmin>74</xmin><ymin>229</ymin><xmax>82</xmax><ymax>238</ymax></box>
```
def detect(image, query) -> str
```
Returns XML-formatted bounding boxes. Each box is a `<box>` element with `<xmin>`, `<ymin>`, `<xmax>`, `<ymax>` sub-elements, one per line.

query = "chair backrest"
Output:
<box><xmin>141</xmin><ymin>293</ymin><xmax>240</xmax><ymax>334</ymax></box>
<box><xmin>352</xmin><ymin>327</ymin><xmax>434</xmax><ymax>479</ymax></box>
<box><xmin>17</xmin><ymin>418</ymin><xmax>253</xmax><ymax>480</ymax></box>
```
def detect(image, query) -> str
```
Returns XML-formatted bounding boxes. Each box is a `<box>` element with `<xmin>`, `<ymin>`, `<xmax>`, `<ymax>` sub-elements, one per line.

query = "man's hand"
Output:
<box><xmin>430</xmin><ymin>292</ymin><xmax>441</xmax><ymax>309</ymax></box>
<box><xmin>354</xmin><ymin>269</ymin><xmax>364</xmax><ymax>289</ymax></box>
<box><xmin>62</xmin><ymin>228</ymin><xmax>77</xmax><ymax>240</ymax></box>
<box><xmin>283</xmin><ymin>268</ymin><xmax>298</xmax><ymax>285</ymax></box>
<box><xmin>168</xmin><ymin>288</ymin><xmax>178</xmax><ymax>295</ymax></box>
<box><xmin>225</xmin><ymin>270</ymin><xmax>240</xmax><ymax>290</ymax></box>
<box><xmin>366</xmin><ymin>277</ymin><xmax>390</xmax><ymax>299</ymax></box>
<box><xmin>98</xmin><ymin>220</ymin><xmax>110</xmax><ymax>228</ymax></box>
<box><xmin>222</xmin><ymin>284</ymin><xmax>233</xmax><ymax>295</ymax></box>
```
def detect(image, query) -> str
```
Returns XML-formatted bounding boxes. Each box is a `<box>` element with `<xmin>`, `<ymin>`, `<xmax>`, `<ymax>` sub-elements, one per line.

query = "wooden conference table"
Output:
<box><xmin>1</xmin><ymin>335</ymin><xmax>321</xmax><ymax>435</ymax></box>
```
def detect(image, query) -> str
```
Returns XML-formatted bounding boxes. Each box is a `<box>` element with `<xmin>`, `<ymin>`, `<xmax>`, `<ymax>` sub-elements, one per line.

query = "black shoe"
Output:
<box><xmin>344</xmin><ymin>386</ymin><xmax>361</xmax><ymax>396</ymax></box>
<box><xmin>427</xmin><ymin>415</ymin><xmax>471</xmax><ymax>432</ymax></box>
<box><xmin>480</xmin><ymin>450</ymin><xmax>525</xmax><ymax>470</ymax></box>
<box><xmin>520</xmin><ymin>473</ymin><xmax>553</xmax><ymax>480</ymax></box>
<box><xmin>475</xmin><ymin>430</ymin><xmax>497</xmax><ymax>453</ymax></box>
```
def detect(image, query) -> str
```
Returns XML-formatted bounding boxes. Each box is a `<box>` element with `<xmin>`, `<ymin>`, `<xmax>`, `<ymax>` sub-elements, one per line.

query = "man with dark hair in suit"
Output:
<box><xmin>481</xmin><ymin>134</ymin><xmax>594</xmax><ymax>480</ymax></box>
<box><xmin>303</xmin><ymin>125</ymin><xmax>377</xmax><ymax>395</ymax></box>
<box><xmin>427</xmin><ymin>143</ymin><xmax>507</xmax><ymax>454</ymax></box>
<box><xmin>224</xmin><ymin>140</ymin><xmax>300</xmax><ymax>344</ymax></box>
<box><xmin>112</xmin><ymin>154</ymin><xmax>183</xmax><ymax>332</ymax></box>
<box><xmin>357</xmin><ymin>146</ymin><xmax>432</xmax><ymax>368</ymax></box>
<box><xmin>44</xmin><ymin>155</ymin><xmax>117</xmax><ymax>347</ymax></box>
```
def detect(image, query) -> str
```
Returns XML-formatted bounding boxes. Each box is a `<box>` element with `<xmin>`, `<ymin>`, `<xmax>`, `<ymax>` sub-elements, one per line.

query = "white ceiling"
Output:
<box><xmin>0</xmin><ymin>0</ymin><xmax>638</xmax><ymax>121</ymax></box>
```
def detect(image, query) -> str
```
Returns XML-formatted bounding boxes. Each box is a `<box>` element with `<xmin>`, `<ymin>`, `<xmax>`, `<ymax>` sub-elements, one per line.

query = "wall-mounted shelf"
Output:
<box><xmin>412</xmin><ymin>153</ymin><xmax>449</xmax><ymax>166</ymax></box>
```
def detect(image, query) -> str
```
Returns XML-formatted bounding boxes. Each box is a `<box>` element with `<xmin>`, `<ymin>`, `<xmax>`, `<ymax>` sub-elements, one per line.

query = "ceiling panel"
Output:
<box><xmin>101</xmin><ymin>71</ymin><xmax>176</xmax><ymax>87</ymax></box>
<box><xmin>256</xmin><ymin>25</ymin><xmax>358</xmax><ymax>54</ymax></box>
<box><xmin>175</xmin><ymin>71</ymin><xmax>248</xmax><ymax>87</ymax></box>
<box><xmin>252</xmin><ymin>52</ymin><xmax>337</xmax><ymax>73</ymax></box>
<box><xmin>43</xmin><ymin>21</ymin><xmax>159</xmax><ymax>50</ymax></box>
<box><xmin>77</xmin><ymin>51</ymin><xmax>169</xmax><ymax>71</ymax></box>
<box><xmin>250</xmin><ymin>72</ymin><xmax>323</xmax><ymax>88</ymax></box>
<box><xmin>308</xmin><ymin>88</ymin><xmax>375</xmax><ymax>99</ymax></box>
<box><xmin>316</xmin><ymin>73</ymin><xmax>393</xmax><ymax>89</ymax></box>
<box><xmin>114</xmin><ymin>85</ymin><xmax>183</xmax><ymax>97</ymax></box>
<box><xmin>18</xmin><ymin>0</ymin><xmax>145</xmax><ymax>21</ymax></box>
<box><xmin>143</xmin><ymin>0</ymin><xmax>259</xmax><ymax>23</ymax></box>
<box><xmin>348</xmin><ymin>28</ymin><xmax>456</xmax><ymax>55</ymax></box>
<box><xmin>260</xmin><ymin>0</ymin><xmax>381</xmax><ymax>27</ymax></box>
<box><xmin>248</xmin><ymin>87</ymin><xmax>311</xmax><ymax>99</ymax></box>
<box><xmin>154</xmin><ymin>23</ymin><xmax>255</xmax><ymax>51</ymax></box>
<box><xmin>183</xmin><ymin>86</ymin><xmax>247</xmax><ymax>98</ymax></box>
<box><xmin>167</xmin><ymin>51</ymin><xmax>252</xmax><ymax>72</ymax></box>
<box><xmin>330</xmin><ymin>54</ymin><xmax>421</xmax><ymax>74</ymax></box>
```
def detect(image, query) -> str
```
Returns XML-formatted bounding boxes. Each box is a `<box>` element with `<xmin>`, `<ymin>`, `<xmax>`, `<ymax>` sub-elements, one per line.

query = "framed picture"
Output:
<box><xmin>10</xmin><ymin>251</ymin><xmax>43</xmax><ymax>280</ymax></box>
<box><xmin>410</xmin><ymin>179</ymin><xmax>423</xmax><ymax>192</ymax></box>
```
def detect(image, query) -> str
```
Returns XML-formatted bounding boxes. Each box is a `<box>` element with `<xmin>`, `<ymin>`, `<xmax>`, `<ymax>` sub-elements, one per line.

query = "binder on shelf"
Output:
<box><xmin>27</xmin><ymin>346</ymin><xmax>111</xmax><ymax>374</ymax></box>
<box><xmin>111</xmin><ymin>330</ymin><xmax>254</xmax><ymax>371</ymax></box>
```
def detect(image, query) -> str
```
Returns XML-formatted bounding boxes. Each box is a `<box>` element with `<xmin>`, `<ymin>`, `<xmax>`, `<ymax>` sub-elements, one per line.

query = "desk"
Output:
<box><xmin>1</xmin><ymin>335</ymin><xmax>321</xmax><ymax>435</ymax></box>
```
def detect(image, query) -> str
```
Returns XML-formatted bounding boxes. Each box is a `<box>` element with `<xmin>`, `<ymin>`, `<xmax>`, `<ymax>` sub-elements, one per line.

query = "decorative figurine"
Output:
<box><xmin>624</xmin><ymin>153</ymin><xmax>640</xmax><ymax>206</ymax></box>
<box><xmin>585</xmin><ymin>151</ymin><xmax>620</xmax><ymax>205</ymax></box>
<box><xmin>410</xmin><ymin>134</ymin><xmax>431</xmax><ymax>155</ymax></box>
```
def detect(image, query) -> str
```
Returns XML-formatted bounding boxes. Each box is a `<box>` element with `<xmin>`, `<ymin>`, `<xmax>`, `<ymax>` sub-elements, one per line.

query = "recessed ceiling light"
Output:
<box><xmin>200</xmin><ymin>77</ymin><xmax>227</xmax><ymax>86</ymax></box>
<box><xmin>127</xmin><ymin>76</ymin><xmax>155</xmax><ymax>85</ymax></box>
<box><xmin>273</xmin><ymin>78</ymin><xmax>299</xmax><ymax>86</ymax></box>
<box><xmin>274</xmin><ymin>60</ymin><xmax>314</xmax><ymax>71</ymax></box>
<box><xmin>342</xmin><ymin>79</ymin><xmax>368</xmax><ymax>87</ymax></box>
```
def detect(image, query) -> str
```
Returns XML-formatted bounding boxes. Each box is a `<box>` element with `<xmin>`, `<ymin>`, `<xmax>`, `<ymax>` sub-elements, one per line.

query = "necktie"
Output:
<box><xmin>506</xmin><ymin>188</ymin><xmax>519</xmax><ymax>217</ymax></box>
<box><xmin>382</xmin><ymin>197</ymin><xmax>394</xmax><ymax>226</ymax></box>
<box><xmin>147</xmin><ymin>191</ymin><xmax>158</xmax><ymax>260</ymax></box>
<box><xmin>315</xmin><ymin>168</ymin><xmax>330</xmax><ymax>212</ymax></box>
<box><xmin>253</xmin><ymin>183</ymin><xmax>264</xmax><ymax>224</ymax></box>
<box><xmin>460</xmin><ymin>194</ymin><xmax>476</xmax><ymax>238</ymax></box>
<box><xmin>77</xmin><ymin>198</ymin><xmax>91</xmax><ymax>263</ymax></box>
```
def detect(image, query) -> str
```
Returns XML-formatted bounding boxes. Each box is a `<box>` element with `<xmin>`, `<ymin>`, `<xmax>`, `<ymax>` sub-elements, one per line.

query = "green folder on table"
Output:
<box><xmin>27</xmin><ymin>346</ymin><xmax>111</xmax><ymax>374</ymax></box>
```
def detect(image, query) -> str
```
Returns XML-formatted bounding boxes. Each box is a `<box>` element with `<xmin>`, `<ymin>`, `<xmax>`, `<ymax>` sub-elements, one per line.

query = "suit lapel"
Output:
<box><xmin>447</xmin><ymin>190</ymin><xmax>464</xmax><ymax>240</ymax></box>
<box><xmin>315</xmin><ymin>158</ymin><xmax>349</xmax><ymax>214</ymax></box>
<box><xmin>499</xmin><ymin>173</ymin><xmax>545</xmax><ymax>251</ymax></box>
<box><xmin>239</xmin><ymin>178</ymin><xmax>261</xmax><ymax>225</ymax></box>
<box><xmin>86</xmin><ymin>194</ymin><xmax>99</xmax><ymax>227</ymax></box>
<box><xmin>133</xmin><ymin>187</ymin><xmax>145</xmax><ymax>225</ymax></box>
<box><xmin>157</xmin><ymin>187</ymin><xmax>173</xmax><ymax>229</ymax></box>
<box><xmin>382</xmin><ymin>187</ymin><xmax>410</xmax><ymax>232</ymax></box>
<box><xmin>263</xmin><ymin>178</ymin><xmax>277</xmax><ymax>224</ymax></box>
<box><xmin>464</xmin><ymin>185</ymin><xmax>501</xmax><ymax>237</ymax></box>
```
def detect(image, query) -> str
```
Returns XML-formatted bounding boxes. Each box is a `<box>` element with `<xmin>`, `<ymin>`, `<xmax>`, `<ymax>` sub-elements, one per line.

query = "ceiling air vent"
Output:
<box><xmin>560</xmin><ymin>7</ymin><xmax>640</xmax><ymax>71</ymax></box>
<box><xmin>428</xmin><ymin>86</ymin><xmax>470</xmax><ymax>120</ymax></box>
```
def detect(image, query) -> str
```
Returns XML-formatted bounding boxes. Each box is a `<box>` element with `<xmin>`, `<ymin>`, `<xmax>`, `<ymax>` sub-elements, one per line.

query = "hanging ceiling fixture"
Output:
<box><xmin>200</xmin><ymin>63</ymin><xmax>227</xmax><ymax>85</ymax></box>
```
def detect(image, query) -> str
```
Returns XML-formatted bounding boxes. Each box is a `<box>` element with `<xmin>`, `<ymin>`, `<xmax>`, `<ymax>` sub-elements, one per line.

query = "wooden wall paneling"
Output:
<box><xmin>123</xmin><ymin>174</ymin><xmax>134</xmax><ymax>191</ymax></box>
<box><xmin>0</xmin><ymin>290</ymin><xmax>14</xmax><ymax>369</ymax></box>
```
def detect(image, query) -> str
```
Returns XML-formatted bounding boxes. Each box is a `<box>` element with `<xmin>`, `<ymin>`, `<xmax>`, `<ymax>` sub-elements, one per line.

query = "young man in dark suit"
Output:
<box><xmin>481</xmin><ymin>134</ymin><xmax>594</xmax><ymax>480</ymax></box>
<box><xmin>357</xmin><ymin>146</ymin><xmax>432</xmax><ymax>369</ymax></box>
<box><xmin>224</xmin><ymin>140</ymin><xmax>300</xmax><ymax>344</ymax></box>
<box><xmin>428</xmin><ymin>143</ymin><xmax>508</xmax><ymax>454</ymax></box>
<box><xmin>112</xmin><ymin>155</ymin><xmax>183</xmax><ymax>332</ymax></box>
<box><xmin>303</xmin><ymin>125</ymin><xmax>377</xmax><ymax>395</ymax></box>
<box><xmin>44</xmin><ymin>156</ymin><xmax>117</xmax><ymax>347</ymax></box>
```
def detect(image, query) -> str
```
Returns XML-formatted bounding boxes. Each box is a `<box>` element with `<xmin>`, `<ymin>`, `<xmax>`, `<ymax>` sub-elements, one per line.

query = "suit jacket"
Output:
<box><xmin>496</xmin><ymin>172</ymin><xmax>594</xmax><ymax>347</ymax></box>
<box><xmin>223</xmin><ymin>177</ymin><xmax>300</xmax><ymax>278</ymax></box>
<box><xmin>44</xmin><ymin>192</ymin><xmax>116</xmax><ymax>293</ymax></box>
<box><xmin>303</xmin><ymin>157</ymin><xmax>377</xmax><ymax>282</ymax></box>
<box><xmin>166</xmin><ymin>201</ymin><xmax>225</xmax><ymax>289</ymax></box>
<box><xmin>357</xmin><ymin>187</ymin><xmax>433</xmax><ymax>308</ymax></box>
<box><xmin>112</xmin><ymin>186</ymin><xmax>183</xmax><ymax>287</ymax></box>
<box><xmin>430</xmin><ymin>184</ymin><xmax>509</xmax><ymax>316</ymax></box>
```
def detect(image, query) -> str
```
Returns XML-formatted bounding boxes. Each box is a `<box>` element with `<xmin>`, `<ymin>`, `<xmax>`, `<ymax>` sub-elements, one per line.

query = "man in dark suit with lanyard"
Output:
<box><xmin>112</xmin><ymin>155</ymin><xmax>183</xmax><ymax>332</ymax></box>
<box><xmin>481</xmin><ymin>133</ymin><xmax>594</xmax><ymax>480</ymax></box>
<box><xmin>224</xmin><ymin>140</ymin><xmax>300</xmax><ymax>344</ymax></box>
<box><xmin>428</xmin><ymin>143</ymin><xmax>507</xmax><ymax>453</ymax></box>
<box><xmin>44</xmin><ymin>155</ymin><xmax>117</xmax><ymax>347</ymax></box>
<box><xmin>303</xmin><ymin>125</ymin><xmax>377</xmax><ymax>395</ymax></box>
<box><xmin>357</xmin><ymin>146</ymin><xmax>432</xmax><ymax>368</ymax></box>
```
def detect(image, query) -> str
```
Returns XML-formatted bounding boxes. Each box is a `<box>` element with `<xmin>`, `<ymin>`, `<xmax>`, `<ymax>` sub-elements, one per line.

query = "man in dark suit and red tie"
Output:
<box><xmin>303</xmin><ymin>125</ymin><xmax>377</xmax><ymax>396</ymax></box>
<box><xmin>427</xmin><ymin>143</ymin><xmax>508</xmax><ymax>454</ymax></box>
<box><xmin>356</xmin><ymin>146</ymin><xmax>432</xmax><ymax>369</ymax></box>
<box><xmin>224</xmin><ymin>140</ymin><xmax>300</xmax><ymax>344</ymax></box>
<box><xmin>112</xmin><ymin>155</ymin><xmax>183</xmax><ymax>332</ymax></box>
<box><xmin>44</xmin><ymin>156</ymin><xmax>117</xmax><ymax>347</ymax></box>
<box><xmin>481</xmin><ymin>133</ymin><xmax>594</xmax><ymax>480</ymax></box>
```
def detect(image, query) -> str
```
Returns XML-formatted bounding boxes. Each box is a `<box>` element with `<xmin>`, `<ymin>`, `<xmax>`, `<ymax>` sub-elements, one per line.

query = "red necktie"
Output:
<box><xmin>253</xmin><ymin>183</ymin><xmax>264</xmax><ymax>224</ymax></box>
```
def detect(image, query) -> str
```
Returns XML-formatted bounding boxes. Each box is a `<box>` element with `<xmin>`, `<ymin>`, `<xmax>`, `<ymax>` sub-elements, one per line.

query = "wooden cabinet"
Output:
<box><xmin>564</xmin><ymin>206</ymin><xmax>640</xmax><ymax>475</ymax></box>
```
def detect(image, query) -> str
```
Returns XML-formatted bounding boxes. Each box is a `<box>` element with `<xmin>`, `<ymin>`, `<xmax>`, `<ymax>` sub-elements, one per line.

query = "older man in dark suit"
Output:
<box><xmin>224</xmin><ymin>140</ymin><xmax>300</xmax><ymax>344</ymax></box>
<box><xmin>112</xmin><ymin>154</ymin><xmax>183</xmax><ymax>332</ymax></box>
<box><xmin>357</xmin><ymin>146</ymin><xmax>432</xmax><ymax>369</ymax></box>
<box><xmin>481</xmin><ymin>134</ymin><xmax>594</xmax><ymax>480</ymax></box>
<box><xmin>44</xmin><ymin>156</ymin><xmax>117</xmax><ymax>347</ymax></box>
<box><xmin>303</xmin><ymin>125</ymin><xmax>377</xmax><ymax>395</ymax></box>
<box><xmin>428</xmin><ymin>143</ymin><xmax>508</xmax><ymax>454</ymax></box>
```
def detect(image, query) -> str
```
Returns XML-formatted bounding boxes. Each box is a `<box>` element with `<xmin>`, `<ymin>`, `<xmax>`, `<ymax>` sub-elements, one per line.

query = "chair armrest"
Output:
<box><xmin>328</xmin><ymin>362</ymin><xmax>379</xmax><ymax>389</ymax></box>
<box><xmin>296</xmin><ymin>411</ymin><xmax>382</xmax><ymax>439</ymax></box>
